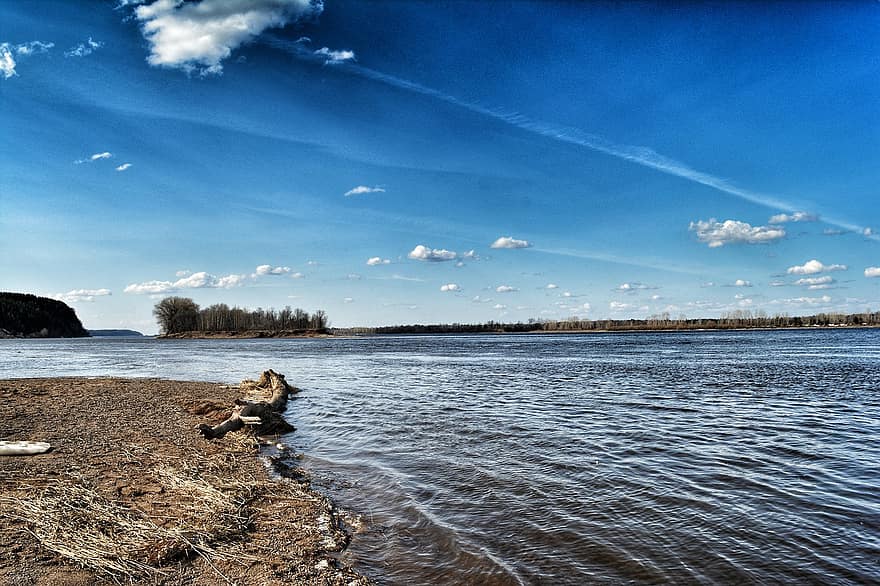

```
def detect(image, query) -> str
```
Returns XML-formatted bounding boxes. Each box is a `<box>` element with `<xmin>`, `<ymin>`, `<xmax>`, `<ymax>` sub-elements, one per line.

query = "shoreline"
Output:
<box><xmin>0</xmin><ymin>375</ymin><xmax>369</xmax><ymax>585</ymax></box>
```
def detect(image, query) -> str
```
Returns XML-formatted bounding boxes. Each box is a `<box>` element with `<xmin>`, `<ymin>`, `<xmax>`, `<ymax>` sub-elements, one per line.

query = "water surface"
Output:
<box><xmin>1</xmin><ymin>329</ymin><xmax>878</xmax><ymax>584</ymax></box>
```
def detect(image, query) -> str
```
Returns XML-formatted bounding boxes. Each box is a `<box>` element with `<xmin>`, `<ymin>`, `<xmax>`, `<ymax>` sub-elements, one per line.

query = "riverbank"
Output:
<box><xmin>159</xmin><ymin>330</ymin><xmax>331</xmax><ymax>339</ymax></box>
<box><xmin>0</xmin><ymin>376</ymin><xmax>368</xmax><ymax>585</ymax></box>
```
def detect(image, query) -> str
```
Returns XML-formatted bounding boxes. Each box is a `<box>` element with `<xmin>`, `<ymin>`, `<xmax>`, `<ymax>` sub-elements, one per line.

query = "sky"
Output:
<box><xmin>1</xmin><ymin>0</ymin><xmax>879</xmax><ymax>333</ymax></box>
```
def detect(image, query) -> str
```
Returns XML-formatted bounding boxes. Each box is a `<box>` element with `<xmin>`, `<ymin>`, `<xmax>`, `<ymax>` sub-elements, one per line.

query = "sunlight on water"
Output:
<box><xmin>2</xmin><ymin>329</ymin><xmax>879</xmax><ymax>584</ymax></box>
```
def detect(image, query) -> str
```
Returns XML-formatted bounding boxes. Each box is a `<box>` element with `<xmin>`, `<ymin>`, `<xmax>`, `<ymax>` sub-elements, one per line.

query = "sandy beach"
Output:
<box><xmin>0</xmin><ymin>375</ymin><xmax>369</xmax><ymax>585</ymax></box>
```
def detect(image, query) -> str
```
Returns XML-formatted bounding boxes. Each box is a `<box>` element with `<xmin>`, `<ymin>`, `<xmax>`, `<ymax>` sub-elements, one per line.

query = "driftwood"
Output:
<box><xmin>198</xmin><ymin>370</ymin><xmax>299</xmax><ymax>440</ymax></box>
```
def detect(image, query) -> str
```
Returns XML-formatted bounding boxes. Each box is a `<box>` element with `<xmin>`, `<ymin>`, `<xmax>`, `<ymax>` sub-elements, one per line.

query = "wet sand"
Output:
<box><xmin>0</xmin><ymin>376</ymin><xmax>369</xmax><ymax>585</ymax></box>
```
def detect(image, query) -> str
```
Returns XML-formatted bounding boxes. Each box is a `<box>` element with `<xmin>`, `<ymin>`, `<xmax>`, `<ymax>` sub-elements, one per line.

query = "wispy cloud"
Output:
<box><xmin>1</xmin><ymin>41</ymin><xmax>54</xmax><ymax>79</ymax></box>
<box><xmin>132</xmin><ymin>0</ymin><xmax>322</xmax><ymax>75</ymax></box>
<box><xmin>786</xmin><ymin>259</ymin><xmax>847</xmax><ymax>275</ymax></box>
<box><xmin>490</xmin><ymin>236</ymin><xmax>532</xmax><ymax>249</ymax></box>
<box><xmin>262</xmin><ymin>34</ymin><xmax>878</xmax><ymax>237</ymax></box>
<box><xmin>65</xmin><ymin>37</ymin><xmax>102</xmax><ymax>58</ymax></box>
<box><xmin>690</xmin><ymin>218</ymin><xmax>785</xmax><ymax>248</ymax></box>
<box><xmin>124</xmin><ymin>270</ymin><xmax>246</xmax><ymax>294</ymax></box>
<box><xmin>75</xmin><ymin>151</ymin><xmax>113</xmax><ymax>164</ymax></box>
<box><xmin>314</xmin><ymin>46</ymin><xmax>355</xmax><ymax>64</ymax></box>
<box><xmin>54</xmin><ymin>288</ymin><xmax>112</xmax><ymax>303</ymax></box>
<box><xmin>345</xmin><ymin>185</ymin><xmax>385</xmax><ymax>197</ymax></box>
<box><xmin>768</xmin><ymin>211</ymin><xmax>817</xmax><ymax>224</ymax></box>
<box><xmin>115</xmin><ymin>163</ymin><xmax>133</xmax><ymax>171</ymax></box>
<box><xmin>794</xmin><ymin>276</ymin><xmax>835</xmax><ymax>289</ymax></box>
<box><xmin>615</xmin><ymin>282</ymin><xmax>657</xmax><ymax>293</ymax></box>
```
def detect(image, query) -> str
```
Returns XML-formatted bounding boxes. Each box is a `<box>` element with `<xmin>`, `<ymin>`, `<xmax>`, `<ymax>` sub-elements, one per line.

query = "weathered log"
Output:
<box><xmin>197</xmin><ymin>370</ymin><xmax>299</xmax><ymax>440</ymax></box>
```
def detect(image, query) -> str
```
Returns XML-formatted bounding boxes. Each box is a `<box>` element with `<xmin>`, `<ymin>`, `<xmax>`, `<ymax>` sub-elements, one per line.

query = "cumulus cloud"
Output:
<box><xmin>493</xmin><ymin>303</ymin><xmax>507</xmax><ymax>310</ymax></box>
<box><xmin>689</xmin><ymin>218</ymin><xmax>785</xmax><ymax>247</ymax></box>
<box><xmin>54</xmin><ymin>288</ymin><xmax>112</xmax><ymax>303</ymax></box>
<box><xmin>795</xmin><ymin>276</ymin><xmax>834</xmax><ymax>289</ymax></box>
<box><xmin>408</xmin><ymin>244</ymin><xmax>457</xmax><ymax>262</ymax></box>
<box><xmin>733</xmin><ymin>279</ymin><xmax>752</xmax><ymax>287</ymax></box>
<box><xmin>344</xmin><ymin>185</ymin><xmax>385</xmax><ymax>197</ymax></box>
<box><xmin>1</xmin><ymin>41</ymin><xmax>54</xmax><ymax>79</ymax></box>
<box><xmin>495</xmin><ymin>285</ymin><xmax>518</xmax><ymax>293</ymax></box>
<box><xmin>786</xmin><ymin>259</ymin><xmax>847</xmax><ymax>275</ymax></box>
<box><xmin>490</xmin><ymin>236</ymin><xmax>532</xmax><ymax>249</ymax></box>
<box><xmin>254</xmin><ymin>264</ymin><xmax>291</xmax><ymax>276</ymax></box>
<box><xmin>768</xmin><ymin>211</ymin><xmax>817</xmax><ymax>224</ymax></box>
<box><xmin>291</xmin><ymin>272</ymin><xmax>304</xmax><ymax>279</ymax></box>
<box><xmin>582</xmin><ymin>302</ymin><xmax>592</xmax><ymax>312</ymax></box>
<box><xmin>116</xmin><ymin>163</ymin><xmax>133</xmax><ymax>171</ymax></box>
<box><xmin>545</xmin><ymin>283</ymin><xmax>558</xmax><ymax>290</ymax></box>
<box><xmin>314</xmin><ymin>46</ymin><xmax>355</xmax><ymax>64</ymax></box>
<box><xmin>124</xmin><ymin>270</ymin><xmax>246</xmax><ymax>294</ymax></box>
<box><xmin>616</xmin><ymin>282</ymin><xmax>657</xmax><ymax>293</ymax></box>
<box><xmin>65</xmin><ymin>37</ymin><xmax>103</xmax><ymax>58</ymax></box>
<box><xmin>366</xmin><ymin>257</ymin><xmax>390</xmax><ymax>266</ymax></box>
<box><xmin>440</xmin><ymin>283</ymin><xmax>460</xmax><ymax>292</ymax></box>
<box><xmin>865</xmin><ymin>267</ymin><xmax>880</xmax><ymax>278</ymax></box>
<box><xmin>133</xmin><ymin>0</ymin><xmax>322</xmax><ymax>75</ymax></box>
<box><xmin>610</xmin><ymin>301</ymin><xmax>634</xmax><ymax>311</ymax></box>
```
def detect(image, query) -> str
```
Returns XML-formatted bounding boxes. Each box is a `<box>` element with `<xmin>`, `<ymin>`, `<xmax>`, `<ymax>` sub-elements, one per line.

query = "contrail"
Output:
<box><xmin>265</xmin><ymin>36</ymin><xmax>874</xmax><ymax>238</ymax></box>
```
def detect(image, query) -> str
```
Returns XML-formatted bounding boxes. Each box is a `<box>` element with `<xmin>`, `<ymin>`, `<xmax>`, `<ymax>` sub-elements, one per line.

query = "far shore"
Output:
<box><xmin>158</xmin><ymin>329</ymin><xmax>332</xmax><ymax>339</ymax></box>
<box><xmin>0</xmin><ymin>375</ymin><xmax>369</xmax><ymax>585</ymax></box>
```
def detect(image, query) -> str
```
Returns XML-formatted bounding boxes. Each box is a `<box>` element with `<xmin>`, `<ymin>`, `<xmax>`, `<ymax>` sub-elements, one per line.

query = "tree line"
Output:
<box><xmin>0</xmin><ymin>292</ymin><xmax>89</xmax><ymax>338</ymax></box>
<box><xmin>153</xmin><ymin>297</ymin><xmax>328</xmax><ymax>335</ymax></box>
<box><xmin>336</xmin><ymin>309</ymin><xmax>880</xmax><ymax>335</ymax></box>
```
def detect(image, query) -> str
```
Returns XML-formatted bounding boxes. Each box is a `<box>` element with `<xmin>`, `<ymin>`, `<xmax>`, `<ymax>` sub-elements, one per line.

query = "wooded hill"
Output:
<box><xmin>0</xmin><ymin>292</ymin><xmax>89</xmax><ymax>338</ymax></box>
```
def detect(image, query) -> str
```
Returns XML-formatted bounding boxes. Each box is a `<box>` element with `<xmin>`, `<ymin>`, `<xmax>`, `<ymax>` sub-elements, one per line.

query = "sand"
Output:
<box><xmin>0</xmin><ymin>376</ymin><xmax>370</xmax><ymax>585</ymax></box>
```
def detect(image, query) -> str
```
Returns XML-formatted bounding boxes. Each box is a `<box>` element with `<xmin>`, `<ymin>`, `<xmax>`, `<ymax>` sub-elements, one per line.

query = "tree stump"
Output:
<box><xmin>197</xmin><ymin>370</ymin><xmax>299</xmax><ymax>439</ymax></box>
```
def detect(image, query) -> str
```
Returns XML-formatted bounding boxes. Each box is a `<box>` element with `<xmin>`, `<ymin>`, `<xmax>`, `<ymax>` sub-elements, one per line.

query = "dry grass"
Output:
<box><xmin>1</xmin><ymin>442</ymin><xmax>270</xmax><ymax>583</ymax></box>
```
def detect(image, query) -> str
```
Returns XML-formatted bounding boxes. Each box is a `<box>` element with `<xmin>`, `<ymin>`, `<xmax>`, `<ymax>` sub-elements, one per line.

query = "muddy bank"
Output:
<box><xmin>0</xmin><ymin>375</ymin><xmax>369</xmax><ymax>585</ymax></box>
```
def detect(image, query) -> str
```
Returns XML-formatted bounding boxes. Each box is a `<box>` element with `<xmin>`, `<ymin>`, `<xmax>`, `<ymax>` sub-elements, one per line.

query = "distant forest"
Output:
<box><xmin>0</xmin><ymin>292</ymin><xmax>89</xmax><ymax>338</ymax></box>
<box><xmin>339</xmin><ymin>309</ymin><xmax>880</xmax><ymax>335</ymax></box>
<box><xmin>153</xmin><ymin>297</ymin><xmax>328</xmax><ymax>335</ymax></box>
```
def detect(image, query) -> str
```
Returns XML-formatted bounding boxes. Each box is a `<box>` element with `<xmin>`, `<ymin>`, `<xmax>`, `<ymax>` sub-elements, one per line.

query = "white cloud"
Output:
<box><xmin>0</xmin><ymin>44</ymin><xmax>16</xmax><ymax>79</ymax></box>
<box><xmin>462</xmin><ymin>250</ymin><xmax>477</xmax><ymax>259</ymax></box>
<box><xmin>408</xmin><ymin>244</ymin><xmax>457</xmax><ymax>262</ymax></box>
<box><xmin>768</xmin><ymin>211</ymin><xmax>817</xmax><ymax>224</ymax></box>
<box><xmin>345</xmin><ymin>185</ymin><xmax>385</xmax><ymax>197</ymax></box>
<box><xmin>440</xmin><ymin>283</ymin><xmax>460</xmax><ymax>292</ymax></box>
<box><xmin>786</xmin><ymin>259</ymin><xmax>847</xmax><ymax>275</ymax></box>
<box><xmin>865</xmin><ymin>267</ymin><xmax>880</xmax><ymax>278</ymax></box>
<box><xmin>864</xmin><ymin>228</ymin><xmax>874</xmax><ymax>237</ymax></box>
<box><xmin>291</xmin><ymin>272</ymin><xmax>304</xmax><ymax>279</ymax></box>
<box><xmin>582</xmin><ymin>302</ymin><xmax>592</xmax><ymax>311</ymax></box>
<box><xmin>314</xmin><ymin>46</ymin><xmax>355</xmax><ymax>64</ymax></box>
<box><xmin>76</xmin><ymin>151</ymin><xmax>112</xmax><ymax>164</ymax></box>
<box><xmin>795</xmin><ymin>276</ymin><xmax>834</xmax><ymax>288</ymax></box>
<box><xmin>134</xmin><ymin>0</ymin><xmax>321</xmax><ymax>75</ymax></box>
<box><xmin>776</xmin><ymin>295</ymin><xmax>833</xmax><ymax>306</ymax></box>
<box><xmin>366</xmin><ymin>257</ymin><xmax>390</xmax><ymax>266</ymax></box>
<box><xmin>116</xmin><ymin>163</ymin><xmax>133</xmax><ymax>171</ymax></box>
<box><xmin>471</xmin><ymin>295</ymin><xmax>492</xmax><ymax>303</ymax></box>
<box><xmin>651</xmin><ymin>294</ymin><xmax>662</xmax><ymax>301</ymax></box>
<box><xmin>545</xmin><ymin>283</ymin><xmax>558</xmax><ymax>289</ymax></box>
<box><xmin>124</xmin><ymin>270</ymin><xmax>246</xmax><ymax>294</ymax></box>
<box><xmin>495</xmin><ymin>285</ymin><xmax>518</xmax><ymax>293</ymax></box>
<box><xmin>13</xmin><ymin>41</ymin><xmax>54</xmax><ymax>56</ymax></box>
<box><xmin>689</xmin><ymin>218</ymin><xmax>785</xmax><ymax>247</ymax></box>
<box><xmin>65</xmin><ymin>37</ymin><xmax>103</xmax><ymax>58</ymax></box>
<box><xmin>616</xmin><ymin>282</ymin><xmax>656</xmax><ymax>293</ymax></box>
<box><xmin>562</xmin><ymin>291</ymin><xmax>572</xmax><ymax>297</ymax></box>
<box><xmin>175</xmin><ymin>269</ymin><xmax>191</xmax><ymax>277</ymax></box>
<box><xmin>346</xmin><ymin>273</ymin><xmax>361</xmax><ymax>280</ymax></box>
<box><xmin>1</xmin><ymin>41</ymin><xmax>54</xmax><ymax>79</ymax></box>
<box><xmin>733</xmin><ymin>279</ymin><xmax>752</xmax><ymax>287</ymax></box>
<box><xmin>54</xmin><ymin>288</ymin><xmax>112</xmax><ymax>303</ymax></box>
<box><xmin>490</xmin><ymin>236</ymin><xmax>532</xmax><ymax>249</ymax></box>
<box><xmin>610</xmin><ymin>301</ymin><xmax>634</xmax><ymax>311</ymax></box>
<box><xmin>343</xmin><ymin>297</ymin><xmax>354</xmax><ymax>303</ymax></box>
<box><xmin>493</xmin><ymin>304</ymin><xmax>507</xmax><ymax>310</ymax></box>
<box><xmin>254</xmin><ymin>264</ymin><xmax>291</xmax><ymax>276</ymax></box>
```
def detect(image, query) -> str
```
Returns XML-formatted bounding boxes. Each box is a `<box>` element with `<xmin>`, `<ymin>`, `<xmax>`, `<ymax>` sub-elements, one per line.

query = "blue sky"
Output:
<box><xmin>1</xmin><ymin>1</ymin><xmax>878</xmax><ymax>332</ymax></box>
